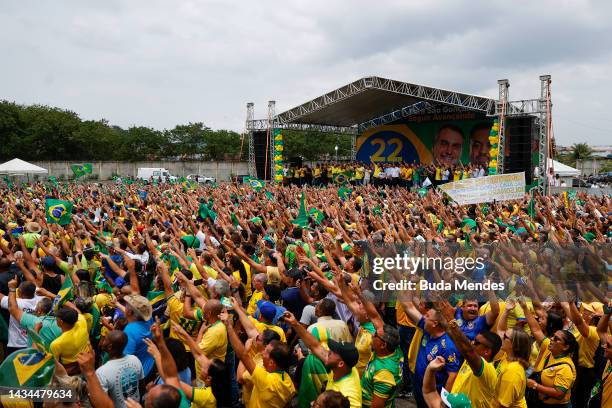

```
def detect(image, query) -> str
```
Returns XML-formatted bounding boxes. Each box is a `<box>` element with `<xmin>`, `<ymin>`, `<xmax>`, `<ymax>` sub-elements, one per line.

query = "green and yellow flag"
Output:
<box><xmin>45</xmin><ymin>199</ymin><xmax>73</xmax><ymax>225</ymax></box>
<box><xmin>47</xmin><ymin>176</ymin><xmax>59</xmax><ymax>189</ymax></box>
<box><xmin>51</xmin><ymin>275</ymin><xmax>73</xmax><ymax>313</ymax></box>
<box><xmin>333</xmin><ymin>171</ymin><xmax>350</xmax><ymax>185</ymax></box>
<box><xmin>71</xmin><ymin>163</ymin><xmax>93</xmax><ymax>179</ymax></box>
<box><xmin>308</xmin><ymin>208</ymin><xmax>325</xmax><ymax>225</ymax></box>
<box><xmin>292</xmin><ymin>192</ymin><xmax>309</xmax><ymax>228</ymax></box>
<box><xmin>338</xmin><ymin>186</ymin><xmax>352</xmax><ymax>201</ymax></box>
<box><xmin>0</xmin><ymin>348</ymin><xmax>55</xmax><ymax>387</ymax></box>
<box><xmin>246</xmin><ymin>177</ymin><xmax>265</xmax><ymax>192</ymax></box>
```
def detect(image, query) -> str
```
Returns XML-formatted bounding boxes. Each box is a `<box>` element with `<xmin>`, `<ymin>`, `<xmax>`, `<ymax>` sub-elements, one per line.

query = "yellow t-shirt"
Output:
<box><xmin>190</xmin><ymin>386</ymin><xmax>216</xmax><ymax>408</ymax></box>
<box><xmin>451</xmin><ymin>358</ymin><xmax>498</xmax><ymax>408</ymax></box>
<box><xmin>435</xmin><ymin>167</ymin><xmax>442</xmax><ymax>180</ymax></box>
<box><xmin>247</xmin><ymin>290</ymin><xmax>264</xmax><ymax>316</ymax></box>
<box><xmin>355</xmin><ymin>323</ymin><xmax>374</xmax><ymax>376</ymax></box>
<box><xmin>167</xmin><ymin>294</ymin><xmax>202</xmax><ymax>351</ymax></box>
<box><xmin>602</xmin><ymin>360</ymin><xmax>612</xmax><ymax>408</ymax></box>
<box><xmin>538</xmin><ymin>354</ymin><xmax>575</xmax><ymax>405</ymax></box>
<box><xmin>396</xmin><ymin>302</ymin><xmax>415</xmax><ymax>328</ymax></box>
<box><xmin>248</xmin><ymin>366</ymin><xmax>295</xmax><ymax>408</ymax></box>
<box><xmin>248</xmin><ymin>316</ymin><xmax>286</xmax><ymax>342</ymax></box>
<box><xmin>533</xmin><ymin>337</ymin><xmax>552</xmax><ymax>373</ymax></box>
<box><xmin>327</xmin><ymin>367</ymin><xmax>362</xmax><ymax>408</ymax></box>
<box><xmin>495</xmin><ymin>361</ymin><xmax>527</xmax><ymax>408</ymax></box>
<box><xmin>198</xmin><ymin>321</ymin><xmax>227</xmax><ymax>361</ymax></box>
<box><xmin>480</xmin><ymin>301</ymin><xmax>528</xmax><ymax>334</ymax></box>
<box><xmin>572</xmin><ymin>325</ymin><xmax>600</xmax><ymax>368</ymax></box>
<box><xmin>50</xmin><ymin>314</ymin><xmax>89</xmax><ymax>364</ymax></box>
<box><xmin>195</xmin><ymin>321</ymin><xmax>228</xmax><ymax>380</ymax></box>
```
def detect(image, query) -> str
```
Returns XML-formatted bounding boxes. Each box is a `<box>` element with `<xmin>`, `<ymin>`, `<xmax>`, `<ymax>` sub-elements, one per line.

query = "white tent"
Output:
<box><xmin>549</xmin><ymin>159</ymin><xmax>579</xmax><ymax>177</ymax></box>
<box><xmin>0</xmin><ymin>158</ymin><xmax>48</xmax><ymax>175</ymax></box>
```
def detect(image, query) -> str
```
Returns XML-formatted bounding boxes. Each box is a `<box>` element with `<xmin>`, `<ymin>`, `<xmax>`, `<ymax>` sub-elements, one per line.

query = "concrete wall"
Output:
<box><xmin>29</xmin><ymin>161</ymin><xmax>249</xmax><ymax>181</ymax></box>
<box><xmin>576</xmin><ymin>158</ymin><xmax>611</xmax><ymax>176</ymax></box>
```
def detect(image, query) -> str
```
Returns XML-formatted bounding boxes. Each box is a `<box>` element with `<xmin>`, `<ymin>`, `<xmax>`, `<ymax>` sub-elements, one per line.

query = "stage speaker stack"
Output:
<box><xmin>252</xmin><ymin>131</ymin><xmax>270</xmax><ymax>180</ymax></box>
<box><xmin>505</xmin><ymin>117</ymin><xmax>536</xmax><ymax>185</ymax></box>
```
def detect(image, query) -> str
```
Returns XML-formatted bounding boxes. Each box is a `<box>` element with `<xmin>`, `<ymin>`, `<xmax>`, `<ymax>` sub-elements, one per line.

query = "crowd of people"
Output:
<box><xmin>282</xmin><ymin>162</ymin><xmax>489</xmax><ymax>188</ymax></box>
<box><xmin>0</xmin><ymin>177</ymin><xmax>610</xmax><ymax>408</ymax></box>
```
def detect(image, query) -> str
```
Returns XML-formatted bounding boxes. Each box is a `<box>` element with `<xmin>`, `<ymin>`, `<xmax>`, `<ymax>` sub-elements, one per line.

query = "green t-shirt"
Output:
<box><xmin>22</xmin><ymin>233</ymin><xmax>41</xmax><ymax>249</ymax></box>
<box><xmin>361</xmin><ymin>348</ymin><xmax>404</xmax><ymax>408</ymax></box>
<box><xmin>20</xmin><ymin>314</ymin><xmax>62</xmax><ymax>348</ymax></box>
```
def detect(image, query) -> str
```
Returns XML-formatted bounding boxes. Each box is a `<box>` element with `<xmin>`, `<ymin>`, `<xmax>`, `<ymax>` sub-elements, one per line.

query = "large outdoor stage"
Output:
<box><xmin>246</xmin><ymin>76</ymin><xmax>553</xmax><ymax>192</ymax></box>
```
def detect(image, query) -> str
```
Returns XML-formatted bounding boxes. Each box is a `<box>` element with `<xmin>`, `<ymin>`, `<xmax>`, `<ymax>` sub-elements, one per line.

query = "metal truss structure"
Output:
<box><xmin>274</xmin><ymin>76</ymin><xmax>495</xmax><ymax>125</ymax></box>
<box><xmin>246</xmin><ymin>103</ymin><xmax>255</xmax><ymax>177</ymax></box>
<box><xmin>496</xmin><ymin>80</ymin><xmax>510</xmax><ymax>174</ymax></box>
<box><xmin>357</xmin><ymin>101</ymin><xmax>433</xmax><ymax>132</ymax></box>
<box><xmin>538</xmin><ymin>75</ymin><xmax>552</xmax><ymax>194</ymax></box>
<box><xmin>246</xmin><ymin>119</ymin><xmax>356</xmax><ymax>135</ymax></box>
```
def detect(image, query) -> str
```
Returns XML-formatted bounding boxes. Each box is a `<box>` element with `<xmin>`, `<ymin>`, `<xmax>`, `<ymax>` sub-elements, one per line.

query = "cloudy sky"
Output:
<box><xmin>2</xmin><ymin>0</ymin><xmax>611</xmax><ymax>146</ymax></box>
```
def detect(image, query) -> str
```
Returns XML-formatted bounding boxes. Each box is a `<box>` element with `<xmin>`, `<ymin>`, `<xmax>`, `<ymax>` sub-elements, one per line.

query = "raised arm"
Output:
<box><xmin>284</xmin><ymin>311</ymin><xmax>328</xmax><ymax>363</ymax></box>
<box><xmin>221</xmin><ymin>310</ymin><xmax>256</xmax><ymax>374</ymax></box>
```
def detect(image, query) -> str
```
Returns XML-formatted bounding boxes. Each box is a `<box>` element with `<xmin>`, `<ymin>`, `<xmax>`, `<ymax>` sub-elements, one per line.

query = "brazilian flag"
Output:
<box><xmin>51</xmin><ymin>275</ymin><xmax>73</xmax><ymax>313</ymax></box>
<box><xmin>308</xmin><ymin>208</ymin><xmax>325</xmax><ymax>225</ymax></box>
<box><xmin>338</xmin><ymin>186</ymin><xmax>352</xmax><ymax>201</ymax></box>
<box><xmin>71</xmin><ymin>163</ymin><xmax>93</xmax><ymax>179</ymax></box>
<box><xmin>45</xmin><ymin>199</ymin><xmax>73</xmax><ymax>225</ymax></box>
<box><xmin>0</xmin><ymin>348</ymin><xmax>55</xmax><ymax>387</ymax></box>
<box><xmin>181</xmin><ymin>178</ymin><xmax>196</xmax><ymax>191</ymax></box>
<box><xmin>247</xmin><ymin>177</ymin><xmax>265</xmax><ymax>192</ymax></box>
<box><xmin>333</xmin><ymin>171</ymin><xmax>350</xmax><ymax>184</ymax></box>
<box><xmin>48</xmin><ymin>176</ymin><xmax>59</xmax><ymax>189</ymax></box>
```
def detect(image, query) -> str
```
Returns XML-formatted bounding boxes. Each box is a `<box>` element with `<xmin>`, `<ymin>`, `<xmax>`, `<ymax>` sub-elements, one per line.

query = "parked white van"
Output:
<box><xmin>136</xmin><ymin>168</ymin><xmax>178</xmax><ymax>183</ymax></box>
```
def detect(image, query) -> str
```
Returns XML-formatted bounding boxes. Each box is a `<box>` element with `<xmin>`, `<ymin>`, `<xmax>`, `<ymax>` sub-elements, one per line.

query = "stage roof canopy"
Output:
<box><xmin>273</xmin><ymin>76</ymin><xmax>497</xmax><ymax>131</ymax></box>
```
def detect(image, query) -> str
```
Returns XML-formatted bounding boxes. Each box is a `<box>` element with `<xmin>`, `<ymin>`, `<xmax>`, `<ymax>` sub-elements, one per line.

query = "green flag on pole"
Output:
<box><xmin>292</xmin><ymin>192</ymin><xmax>309</xmax><ymax>228</ymax></box>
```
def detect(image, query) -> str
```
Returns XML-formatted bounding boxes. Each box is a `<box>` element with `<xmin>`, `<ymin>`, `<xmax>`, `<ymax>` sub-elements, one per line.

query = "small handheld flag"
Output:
<box><xmin>45</xmin><ymin>199</ymin><xmax>73</xmax><ymax>225</ymax></box>
<box><xmin>51</xmin><ymin>274</ymin><xmax>73</xmax><ymax>313</ymax></box>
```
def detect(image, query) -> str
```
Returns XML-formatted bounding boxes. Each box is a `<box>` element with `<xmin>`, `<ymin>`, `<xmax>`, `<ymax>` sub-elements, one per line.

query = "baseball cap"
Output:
<box><xmin>258</xmin><ymin>301</ymin><xmax>277</xmax><ymax>322</ymax></box>
<box><xmin>41</xmin><ymin>256</ymin><xmax>56</xmax><ymax>268</ymax></box>
<box><xmin>328</xmin><ymin>339</ymin><xmax>359</xmax><ymax>369</ymax></box>
<box><xmin>440</xmin><ymin>388</ymin><xmax>471</xmax><ymax>408</ymax></box>
<box><xmin>124</xmin><ymin>294</ymin><xmax>153</xmax><ymax>321</ymax></box>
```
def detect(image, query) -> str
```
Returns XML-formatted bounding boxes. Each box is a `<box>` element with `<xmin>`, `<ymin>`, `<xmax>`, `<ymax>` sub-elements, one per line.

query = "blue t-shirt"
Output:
<box><xmin>414</xmin><ymin>317</ymin><xmax>461</xmax><ymax>397</ymax></box>
<box><xmin>123</xmin><ymin>320</ymin><xmax>154</xmax><ymax>376</ymax></box>
<box><xmin>280</xmin><ymin>287</ymin><xmax>306</xmax><ymax>319</ymax></box>
<box><xmin>454</xmin><ymin>307</ymin><xmax>490</xmax><ymax>341</ymax></box>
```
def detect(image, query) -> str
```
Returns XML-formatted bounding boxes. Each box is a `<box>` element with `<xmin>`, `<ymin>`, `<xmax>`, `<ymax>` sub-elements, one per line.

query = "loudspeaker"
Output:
<box><xmin>252</xmin><ymin>131</ymin><xmax>271</xmax><ymax>180</ymax></box>
<box><xmin>505</xmin><ymin>117</ymin><xmax>535</xmax><ymax>185</ymax></box>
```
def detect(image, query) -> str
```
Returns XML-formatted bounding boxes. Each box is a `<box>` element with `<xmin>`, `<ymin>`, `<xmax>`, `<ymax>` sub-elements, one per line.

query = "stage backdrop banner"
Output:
<box><xmin>355</xmin><ymin>108</ymin><xmax>494</xmax><ymax>167</ymax></box>
<box><xmin>439</xmin><ymin>172</ymin><xmax>525</xmax><ymax>205</ymax></box>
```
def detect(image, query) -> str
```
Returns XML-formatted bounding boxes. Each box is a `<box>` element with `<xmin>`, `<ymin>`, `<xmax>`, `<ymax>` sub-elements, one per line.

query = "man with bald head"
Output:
<box><xmin>195</xmin><ymin>299</ymin><xmax>228</xmax><ymax>378</ymax></box>
<box><xmin>95</xmin><ymin>330</ymin><xmax>144</xmax><ymax>408</ymax></box>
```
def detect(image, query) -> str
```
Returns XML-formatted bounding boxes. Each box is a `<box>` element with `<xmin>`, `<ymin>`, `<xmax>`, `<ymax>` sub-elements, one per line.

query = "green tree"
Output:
<box><xmin>570</xmin><ymin>143</ymin><xmax>592</xmax><ymax>161</ymax></box>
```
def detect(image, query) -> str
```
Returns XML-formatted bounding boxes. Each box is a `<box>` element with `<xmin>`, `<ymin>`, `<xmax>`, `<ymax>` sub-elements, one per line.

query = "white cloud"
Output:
<box><xmin>0</xmin><ymin>0</ymin><xmax>610</xmax><ymax>145</ymax></box>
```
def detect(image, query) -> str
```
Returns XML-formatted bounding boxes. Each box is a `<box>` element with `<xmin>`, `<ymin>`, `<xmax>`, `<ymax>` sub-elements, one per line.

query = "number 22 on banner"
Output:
<box><xmin>370</xmin><ymin>137</ymin><xmax>403</xmax><ymax>162</ymax></box>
